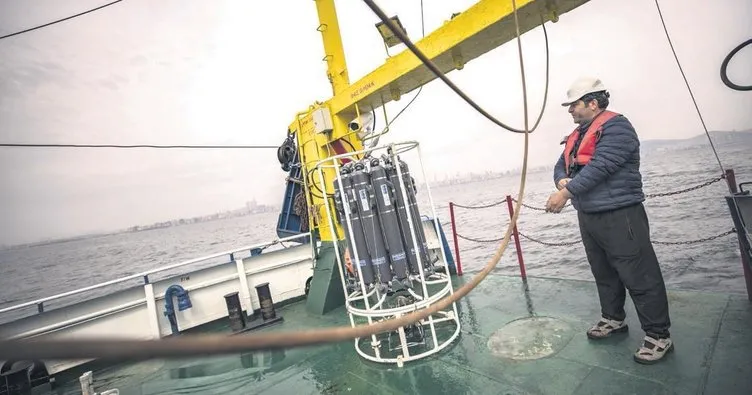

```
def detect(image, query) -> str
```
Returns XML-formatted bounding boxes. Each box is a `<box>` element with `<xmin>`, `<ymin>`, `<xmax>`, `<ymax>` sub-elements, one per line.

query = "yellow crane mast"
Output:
<box><xmin>287</xmin><ymin>0</ymin><xmax>591</xmax><ymax>313</ymax></box>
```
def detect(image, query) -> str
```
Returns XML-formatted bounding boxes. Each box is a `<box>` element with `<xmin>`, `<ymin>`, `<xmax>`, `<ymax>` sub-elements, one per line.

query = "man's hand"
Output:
<box><xmin>546</xmin><ymin>188</ymin><xmax>572</xmax><ymax>213</ymax></box>
<box><xmin>556</xmin><ymin>178</ymin><xmax>571</xmax><ymax>191</ymax></box>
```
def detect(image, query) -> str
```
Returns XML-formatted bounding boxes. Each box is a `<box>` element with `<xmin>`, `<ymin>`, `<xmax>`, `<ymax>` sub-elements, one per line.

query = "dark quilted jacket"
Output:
<box><xmin>553</xmin><ymin>113</ymin><xmax>645</xmax><ymax>213</ymax></box>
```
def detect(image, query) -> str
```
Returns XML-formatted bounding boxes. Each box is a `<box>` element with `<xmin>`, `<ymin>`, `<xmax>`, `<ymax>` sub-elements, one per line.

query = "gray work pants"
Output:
<box><xmin>577</xmin><ymin>202</ymin><xmax>671</xmax><ymax>338</ymax></box>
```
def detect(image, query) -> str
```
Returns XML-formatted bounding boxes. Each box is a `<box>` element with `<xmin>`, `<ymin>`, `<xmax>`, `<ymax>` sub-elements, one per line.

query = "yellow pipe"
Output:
<box><xmin>315</xmin><ymin>0</ymin><xmax>350</xmax><ymax>95</ymax></box>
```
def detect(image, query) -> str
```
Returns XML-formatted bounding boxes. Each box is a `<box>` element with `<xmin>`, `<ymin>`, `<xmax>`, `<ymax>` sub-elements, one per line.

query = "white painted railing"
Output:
<box><xmin>6</xmin><ymin>253</ymin><xmax>312</xmax><ymax>340</ymax></box>
<box><xmin>0</xmin><ymin>233</ymin><xmax>311</xmax><ymax>315</ymax></box>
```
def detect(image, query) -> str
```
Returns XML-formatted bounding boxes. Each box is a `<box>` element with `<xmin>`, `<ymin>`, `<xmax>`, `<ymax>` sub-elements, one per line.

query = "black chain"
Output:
<box><xmin>644</xmin><ymin>175</ymin><xmax>724</xmax><ymax>198</ymax></box>
<box><xmin>452</xmin><ymin>200</ymin><xmax>505</xmax><ymax>209</ymax></box>
<box><xmin>453</xmin><ymin>176</ymin><xmax>724</xmax><ymax>212</ymax></box>
<box><xmin>518</xmin><ymin>232</ymin><xmax>581</xmax><ymax>246</ymax></box>
<box><xmin>652</xmin><ymin>229</ymin><xmax>736</xmax><ymax>245</ymax></box>
<box><xmin>511</xmin><ymin>198</ymin><xmax>570</xmax><ymax>212</ymax></box>
<box><xmin>456</xmin><ymin>233</ymin><xmax>505</xmax><ymax>243</ymax></box>
<box><xmin>455</xmin><ymin>229</ymin><xmax>736</xmax><ymax>247</ymax></box>
<box><xmin>448</xmin><ymin>176</ymin><xmax>734</xmax><ymax>247</ymax></box>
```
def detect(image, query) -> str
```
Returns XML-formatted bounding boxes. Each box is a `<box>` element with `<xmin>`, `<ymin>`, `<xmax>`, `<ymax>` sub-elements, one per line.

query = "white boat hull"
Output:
<box><xmin>0</xmin><ymin>242</ymin><xmax>314</xmax><ymax>375</ymax></box>
<box><xmin>0</xmin><ymin>218</ymin><xmax>451</xmax><ymax>377</ymax></box>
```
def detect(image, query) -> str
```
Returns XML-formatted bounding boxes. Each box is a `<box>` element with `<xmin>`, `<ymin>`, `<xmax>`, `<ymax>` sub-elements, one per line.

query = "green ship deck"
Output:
<box><xmin>49</xmin><ymin>275</ymin><xmax>751</xmax><ymax>395</ymax></box>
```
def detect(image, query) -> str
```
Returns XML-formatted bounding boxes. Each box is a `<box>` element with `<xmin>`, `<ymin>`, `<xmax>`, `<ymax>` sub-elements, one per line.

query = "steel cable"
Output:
<box><xmin>653</xmin><ymin>0</ymin><xmax>725</xmax><ymax>174</ymax></box>
<box><xmin>0</xmin><ymin>0</ymin><xmax>124</xmax><ymax>41</ymax></box>
<box><xmin>0</xmin><ymin>0</ymin><xmax>541</xmax><ymax>360</ymax></box>
<box><xmin>362</xmin><ymin>0</ymin><xmax>550</xmax><ymax>134</ymax></box>
<box><xmin>0</xmin><ymin>143</ymin><xmax>278</xmax><ymax>149</ymax></box>
<box><xmin>654</xmin><ymin>0</ymin><xmax>751</xmax><ymax>249</ymax></box>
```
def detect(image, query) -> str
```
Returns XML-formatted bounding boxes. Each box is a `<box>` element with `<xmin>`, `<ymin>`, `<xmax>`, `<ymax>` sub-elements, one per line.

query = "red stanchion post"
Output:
<box><xmin>506</xmin><ymin>195</ymin><xmax>527</xmax><ymax>279</ymax></box>
<box><xmin>448</xmin><ymin>202</ymin><xmax>463</xmax><ymax>276</ymax></box>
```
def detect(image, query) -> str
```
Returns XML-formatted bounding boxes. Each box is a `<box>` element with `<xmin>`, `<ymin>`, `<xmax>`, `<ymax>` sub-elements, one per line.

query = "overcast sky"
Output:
<box><xmin>0</xmin><ymin>0</ymin><xmax>750</xmax><ymax>245</ymax></box>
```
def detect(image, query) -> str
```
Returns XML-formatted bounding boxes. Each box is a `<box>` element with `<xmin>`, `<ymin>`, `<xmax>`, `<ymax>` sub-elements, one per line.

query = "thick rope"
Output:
<box><xmin>0</xmin><ymin>0</ymin><xmax>536</xmax><ymax>361</ymax></box>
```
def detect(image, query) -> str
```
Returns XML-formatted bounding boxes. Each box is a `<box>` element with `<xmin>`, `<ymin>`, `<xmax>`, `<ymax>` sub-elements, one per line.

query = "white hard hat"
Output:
<box><xmin>561</xmin><ymin>77</ymin><xmax>607</xmax><ymax>106</ymax></box>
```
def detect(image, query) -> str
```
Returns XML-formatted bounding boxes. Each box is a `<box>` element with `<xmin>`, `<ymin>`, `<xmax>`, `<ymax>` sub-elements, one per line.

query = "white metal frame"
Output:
<box><xmin>0</xmin><ymin>233</ymin><xmax>311</xmax><ymax>318</ymax></box>
<box><xmin>311</xmin><ymin>140</ymin><xmax>460</xmax><ymax>367</ymax></box>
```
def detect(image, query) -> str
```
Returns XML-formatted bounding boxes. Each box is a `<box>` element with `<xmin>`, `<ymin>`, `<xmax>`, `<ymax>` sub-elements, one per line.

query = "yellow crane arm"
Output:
<box><xmin>328</xmin><ymin>0</ymin><xmax>589</xmax><ymax>131</ymax></box>
<box><xmin>290</xmin><ymin>0</ymin><xmax>590</xmax><ymax>242</ymax></box>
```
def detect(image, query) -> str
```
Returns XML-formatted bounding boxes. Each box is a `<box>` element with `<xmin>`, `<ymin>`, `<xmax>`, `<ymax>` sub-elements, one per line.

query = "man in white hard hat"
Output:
<box><xmin>545</xmin><ymin>77</ymin><xmax>673</xmax><ymax>365</ymax></box>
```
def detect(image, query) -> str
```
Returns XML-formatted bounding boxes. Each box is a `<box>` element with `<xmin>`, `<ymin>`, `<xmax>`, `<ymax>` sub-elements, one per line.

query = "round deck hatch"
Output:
<box><xmin>487</xmin><ymin>316</ymin><xmax>573</xmax><ymax>360</ymax></box>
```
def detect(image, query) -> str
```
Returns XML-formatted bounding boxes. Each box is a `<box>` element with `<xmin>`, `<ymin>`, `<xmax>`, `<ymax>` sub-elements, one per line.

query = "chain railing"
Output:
<box><xmin>456</xmin><ymin>233</ymin><xmax>506</xmax><ymax>243</ymax></box>
<box><xmin>446</xmin><ymin>173</ymin><xmax>739</xmax><ymax>278</ymax></box>
<box><xmin>455</xmin><ymin>229</ymin><xmax>737</xmax><ymax>246</ymax></box>
<box><xmin>645</xmin><ymin>175</ymin><xmax>724</xmax><ymax>198</ymax></box>
<box><xmin>452</xmin><ymin>175</ymin><xmax>725</xmax><ymax>212</ymax></box>
<box><xmin>518</xmin><ymin>232</ymin><xmax>583</xmax><ymax>247</ymax></box>
<box><xmin>451</xmin><ymin>200</ymin><xmax>506</xmax><ymax>209</ymax></box>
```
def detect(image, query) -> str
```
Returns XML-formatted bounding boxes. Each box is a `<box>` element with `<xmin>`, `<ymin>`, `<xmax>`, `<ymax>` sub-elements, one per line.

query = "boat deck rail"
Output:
<box><xmin>445</xmin><ymin>169</ymin><xmax>752</xmax><ymax>300</ymax></box>
<box><xmin>0</xmin><ymin>232</ymin><xmax>312</xmax><ymax>318</ymax></box>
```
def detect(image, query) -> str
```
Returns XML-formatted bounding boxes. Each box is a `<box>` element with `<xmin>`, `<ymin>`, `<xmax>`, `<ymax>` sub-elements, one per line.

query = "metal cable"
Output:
<box><xmin>362</xmin><ymin>0</ymin><xmax>550</xmax><ymax>134</ymax></box>
<box><xmin>383</xmin><ymin>0</ymin><xmax>426</xmax><ymax>128</ymax></box>
<box><xmin>653</xmin><ymin>0</ymin><xmax>725</xmax><ymax>175</ymax></box>
<box><xmin>361</xmin><ymin>0</ymin><xmax>427</xmax><ymax>146</ymax></box>
<box><xmin>0</xmin><ymin>0</ymin><xmax>544</xmax><ymax>361</ymax></box>
<box><xmin>0</xmin><ymin>0</ymin><xmax>124</xmax><ymax>40</ymax></box>
<box><xmin>0</xmin><ymin>143</ymin><xmax>278</xmax><ymax>149</ymax></box>
<box><xmin>653</xmin><ymin>0</ymin><xmax>750</xmax><ymax>249</ymax></box>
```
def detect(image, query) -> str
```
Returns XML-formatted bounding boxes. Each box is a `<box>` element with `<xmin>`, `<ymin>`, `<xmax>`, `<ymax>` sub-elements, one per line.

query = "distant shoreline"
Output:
<box><xmin>2</xmin><ymin>206</ymin><xmax>277</xmax><ymax>251</ymax></box>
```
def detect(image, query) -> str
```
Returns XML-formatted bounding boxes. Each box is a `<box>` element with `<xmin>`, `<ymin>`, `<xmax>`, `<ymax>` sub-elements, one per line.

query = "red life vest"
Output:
<box><xmin>563</xmin><ymin>110</ymin><xmax>620</xmax><ymax>176</ymax></box>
